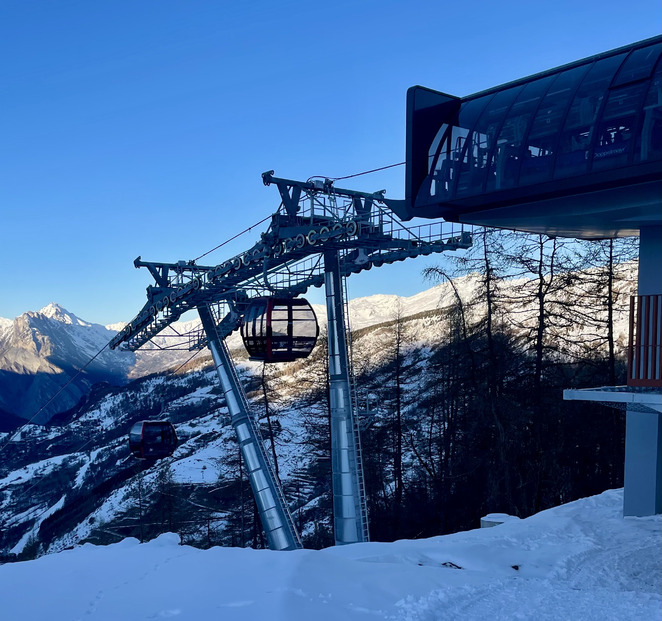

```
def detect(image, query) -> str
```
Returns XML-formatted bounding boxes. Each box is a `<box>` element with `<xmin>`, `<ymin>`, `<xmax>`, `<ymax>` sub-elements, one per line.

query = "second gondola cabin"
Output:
<box><xmin>129</xmin><ymin>421</ymin><xmax>178</xmax><ymax>460</ymax></box>
<box><xmin>241</xmin><ymin>297</ymin><xmax>319</xmax><ymax>363</ymax></box>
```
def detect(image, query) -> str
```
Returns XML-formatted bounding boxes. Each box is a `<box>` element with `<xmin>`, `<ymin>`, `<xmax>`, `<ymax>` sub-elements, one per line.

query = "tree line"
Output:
<box><xmin>349</xmin><ymin>230</ymin><xmax>637</xmax><ymax>541</ymax></box>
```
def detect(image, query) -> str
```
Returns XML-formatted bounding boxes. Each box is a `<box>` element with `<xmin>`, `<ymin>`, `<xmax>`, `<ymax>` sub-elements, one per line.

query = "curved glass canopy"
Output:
<box><xmin>404</xmin><ymin>36</ymin><xmax>662</xmax><ymax>237</ymax></box>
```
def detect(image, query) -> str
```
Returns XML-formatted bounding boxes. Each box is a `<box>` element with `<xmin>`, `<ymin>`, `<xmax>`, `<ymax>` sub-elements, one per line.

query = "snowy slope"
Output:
<box><xmin>345</xmin><ymin>274</ymin><xmax>480</xmax><ymax>331</ymax></box>
<box><xmin>0</xmin><ymin>489</ymin><xmax>659</xmax><ymax>621</ymax></box>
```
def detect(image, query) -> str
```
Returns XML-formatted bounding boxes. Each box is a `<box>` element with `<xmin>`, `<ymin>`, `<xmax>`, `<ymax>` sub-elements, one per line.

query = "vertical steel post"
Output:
<box><xmin>324</xmin><ymin>251</ymin><xmax>369</xmax><ymax>544</ymax></box>
<box><xmin>198</xmin><ymin>305</ymin><xmax>302</xmax><ymax>550</ymax></box>
<box><xmin>624</xmin><ymin>225</ymin><xmax>662</xmax><ymax>516</ymax></box>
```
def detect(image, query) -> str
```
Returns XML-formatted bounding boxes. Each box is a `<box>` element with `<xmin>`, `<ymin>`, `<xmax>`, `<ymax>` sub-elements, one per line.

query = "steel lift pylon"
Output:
<box><xmin>324</xmin><ymin>250</ymin><xmax>369</xmax><ymax>543</ymax></box>
<box><xmin>199</xmin><ymin>304</ymin><xmax>301</xmax><ymax>550</ymax></box>
<box><xmin>109</xmin><ymin>172</ymin><xmax>471</xmax><ymax>549</ymax></box>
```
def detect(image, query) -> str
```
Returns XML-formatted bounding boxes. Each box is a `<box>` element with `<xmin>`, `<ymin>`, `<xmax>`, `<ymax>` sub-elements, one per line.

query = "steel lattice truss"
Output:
<box><xmin>109</xmin><ymin>172</ymin><xmax>472</xmax><ymax>352</ymax></box>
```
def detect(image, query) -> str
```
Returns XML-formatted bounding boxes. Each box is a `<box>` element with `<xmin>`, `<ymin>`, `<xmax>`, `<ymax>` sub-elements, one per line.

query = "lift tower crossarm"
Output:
<box><xmin>109</xmin><ymin>175</ymin><xmax>471</xmax><ymax>352</ymax></box>
<box><xmin>134</xmin><ymin>256</ymin><xmax>216</xmax><ymax>276</ymax></box>
<box><xmin>262</xmin><ymin>170</ymin><xmax>387</xmax><ymax>202</ymax></box>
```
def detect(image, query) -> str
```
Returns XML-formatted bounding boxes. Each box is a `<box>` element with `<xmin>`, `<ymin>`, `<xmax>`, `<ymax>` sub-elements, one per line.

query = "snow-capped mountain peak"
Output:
<box><xmin>37</xmin><ymin>303</ymin><xmax>89</xmax><ymax>327</ymax></box>
<box><xmin>105</xmin><ymin>321</ymin><xmax>127</xmax><ymax>332</ymax></box>
<box><xmin>0</xmin><ymin>304</ymin><xmax>138</xmax><ymax>423</ymax></box>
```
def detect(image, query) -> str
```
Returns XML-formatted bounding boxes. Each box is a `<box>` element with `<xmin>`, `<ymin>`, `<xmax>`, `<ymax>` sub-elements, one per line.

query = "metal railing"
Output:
<box><xmin>628</xmin><ymin>294</ymin><xmax>662</xmax><ymax>388</ymax></box>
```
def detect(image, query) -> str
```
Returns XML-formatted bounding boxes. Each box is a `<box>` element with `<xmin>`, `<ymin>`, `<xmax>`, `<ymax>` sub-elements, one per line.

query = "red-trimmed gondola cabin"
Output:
<box><xmin>128</xmin><ymin>421</ymin><xmax>178</xmax><ymax>460</ymax></box>
<box><xmin>241</xmin><ymin>297</ymin><xmax>319</xmax><ymax>363</ymax></box>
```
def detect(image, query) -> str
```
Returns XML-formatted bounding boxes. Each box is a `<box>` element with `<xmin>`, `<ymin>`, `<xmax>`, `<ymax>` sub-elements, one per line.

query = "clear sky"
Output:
<box><xmin>1</xmin><ymin>0</ymin><xmax>659</xmax><ymax>325</ymax></box>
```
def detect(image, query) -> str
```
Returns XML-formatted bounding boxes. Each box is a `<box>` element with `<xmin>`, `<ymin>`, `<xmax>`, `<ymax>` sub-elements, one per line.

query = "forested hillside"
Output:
<box><xmin>353</xmin><ymin>232</ymin><xmax>637</xmax><ymax>540</ymax></box>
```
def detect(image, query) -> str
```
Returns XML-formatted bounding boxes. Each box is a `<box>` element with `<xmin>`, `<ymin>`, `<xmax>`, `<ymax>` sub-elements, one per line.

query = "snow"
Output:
<box><xmin>73</xmin><ymin>449</ymin><xmax>102</xmax><ymax>488</ymax></box>
<box><xmin>38</xmin><ymin>302</ymin><xmax>89</xmax><ymax>327</ymax></box>
<box><xmin>10</xmin><ymin>496</ymin><xmax>66</xmax><ymax>555</ymax></box>
<box><xmin>105</xmin><ymin>321</ymin><xmax>127</xmax><ymax>332</ymax></box>
<box><xmin>346</xmin><ymin>274</ymin><xmax>480</xmax><ymax>331</ymax></box>
<box><xmin>0</xmin><ymin>489</ymin><xmax>659</xmax><ymax>621</ymax></box>
<box><xmin>0</xmin><ymin>454</ymin><xmax>76</xmax><ymax>488</ymax></box>
<box><xmin>0</xmin><ymin>315</ymin><xmax>12</xmax><ymax>339</ymax></box>
<box><xmin>170</xmin><ymin>442</ymin><xmax>224</xmax><ymax>484</ymax></box>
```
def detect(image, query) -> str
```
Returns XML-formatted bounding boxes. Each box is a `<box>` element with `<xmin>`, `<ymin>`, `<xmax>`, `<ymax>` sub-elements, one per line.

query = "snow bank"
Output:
<box><xmin>0</xmin><ymin>489</ymin><xmax>659</xmax><ymax>621</ymax></box>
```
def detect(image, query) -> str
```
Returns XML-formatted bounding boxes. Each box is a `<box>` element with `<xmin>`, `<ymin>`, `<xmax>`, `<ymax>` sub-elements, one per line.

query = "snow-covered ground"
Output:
<box><xmin>0</xmin><ymin>489</ymin><xmax>659</xmax><ymax>621</ymax></box>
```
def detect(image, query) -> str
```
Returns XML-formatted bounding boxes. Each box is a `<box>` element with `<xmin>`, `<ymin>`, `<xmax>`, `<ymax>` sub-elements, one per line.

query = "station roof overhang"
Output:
<box><xmin>438</xmin><ymin>177</ymin><xmax>661</xmax><ymax>239</ymax></box>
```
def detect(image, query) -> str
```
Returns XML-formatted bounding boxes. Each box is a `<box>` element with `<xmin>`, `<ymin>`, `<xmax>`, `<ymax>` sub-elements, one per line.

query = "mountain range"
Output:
<box><xmin>0</xmin><ymin>304</ymin><xmax>211</xmax><ymax>426</ymax></box>
<box><xmin>0</xmin><ymin>277</ymin><xmax>485</xmax><ymax>427</ymax></box>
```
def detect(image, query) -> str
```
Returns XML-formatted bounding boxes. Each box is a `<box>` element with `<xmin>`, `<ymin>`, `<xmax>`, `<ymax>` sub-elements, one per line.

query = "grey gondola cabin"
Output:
<box><xmin>241</xmin><ymin>297</ymin><xmax>319</xmax><ymax>362</ymax></box>
<box><xmin>129</xmin><ymin>421</ymin><xmax>178</xmax><ymax>460</ymax></box>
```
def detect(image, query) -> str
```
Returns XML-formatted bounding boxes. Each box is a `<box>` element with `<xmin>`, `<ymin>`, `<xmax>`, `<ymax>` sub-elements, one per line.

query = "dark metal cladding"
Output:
<box><xmin>128</xmin><ymin>421</ymin><xmax>178</xmax><ymax>460</ymax></box>
<box><xmin>241</xmin><ymin>297</ymin><xmax>319</xmax><ymax>363</ymax></box>
<box><xmin>403</xmin><ymin>36</ymin><xmax>662</xmax><ymax>238</ymax></box>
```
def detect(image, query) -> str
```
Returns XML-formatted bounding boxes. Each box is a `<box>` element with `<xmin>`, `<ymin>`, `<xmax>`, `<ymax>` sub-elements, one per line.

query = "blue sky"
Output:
<box><xmin>1</xmin><ymin>0</ymin><xmax>659</xmax><ymax>325</ymax></box>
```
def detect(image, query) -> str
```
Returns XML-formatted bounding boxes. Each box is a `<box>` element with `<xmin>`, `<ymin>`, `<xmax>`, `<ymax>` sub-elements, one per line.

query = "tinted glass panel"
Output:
<box><xmin>472</xmin><ymin>75</ymin><xmax>555</xmax><ymax>194</ymax></box>
<box><xmin>480</xmin><ymin>85</ymin><xmax>524</xmax><ymax>192</ymax></box>
<box><xmin>520</xmin><ymin>65</ymin><xmax>589</xmax><ymax>185</ymax></box>
<box><xmin>292</xmin><ymin>307</ymin><xmax>317</xmax><ymax>338</ymax></box>
<box><xmin>634</xmin><ymin>59</ymin><xmax>662</xmax><ymax>163</ymax></box>
<box><xmin>242</xmin><ymin>300</ymin><xmax>270</xmax><ymax>356</ymax></box>
<box><xmin>271</xmin><ymin>324</ymin><xmax>289</xmax><ymax>338</ymax></box>
<box><xmin>271</xmin><ymin>305</ymin><xmax>290</xmax><ymax>351</ymax></box>
<box><xmin>129</xmin><ymin>423</ymin><xmax>143</xmax><ymax>444</ymax></box>
<box><xmin>592</xmin><ymin>82</ymin><xmax>647</xmax><ymax>170</ymax></box>
<box><xmin>555</xmin><ymin>53</ymin><xmax>627</xmax><ymax>179</ymax></box>
<box><xmin>143</xmin><ymin>426</ymin><xmax>161</xmax><ymax>441</ymax></box>
<box><xmin>423</xmin><ymin>123</ymin><xmax>451</xmax><ymax>195</ymax></box>
<box><xmin>449</xmin><ymin>96</ymin><xmax>500</xmax><ymax>197</ymax></box>
<box><xmin>428</xmin><ymin>96</ymin><xmax>491</xmax><ymax>200</ymax></box>
<box><xmin>612</xmin><ymin>45</ymin><xmax>662</xmax><ymax>87</ymax></box>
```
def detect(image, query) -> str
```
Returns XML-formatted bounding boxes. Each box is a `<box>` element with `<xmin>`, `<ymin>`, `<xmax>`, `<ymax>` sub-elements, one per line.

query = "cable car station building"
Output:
<box><xmin>395</xmin><ymin>35</ymin><xmax>661</xmax><ymax>516</ymax></box>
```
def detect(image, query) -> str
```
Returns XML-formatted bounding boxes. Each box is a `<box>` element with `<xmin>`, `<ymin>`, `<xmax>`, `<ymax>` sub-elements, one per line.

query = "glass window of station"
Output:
<box><xmin>424</xmin><ymin>39</ymin><xmax>662</xmax><ymax>204</ymax></box>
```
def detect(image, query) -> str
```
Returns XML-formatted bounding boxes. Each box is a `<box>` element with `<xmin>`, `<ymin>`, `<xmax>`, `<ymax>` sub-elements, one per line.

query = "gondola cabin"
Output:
<box><xmin>129</xmin><ymin>421</ymin><xmax>178</xmax><ymax>460</ymax></box>
<box><xmin>241</xmin><ymin>297</ymin><xmax>319</xmax><ymax>363</ymax></box>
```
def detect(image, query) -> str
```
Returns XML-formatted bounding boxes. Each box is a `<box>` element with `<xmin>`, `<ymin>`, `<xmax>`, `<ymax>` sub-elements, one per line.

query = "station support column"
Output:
<box><xmin>323</xmin><ymin>251</ymin><xmax>369</xmax><ymax>544</ymax></box>
<box><xmin>198</xmin><ymin>305</ymin><xmax>302</xmax><ymax>550</ymax></box>
<box><xmin>624</xmin><ymin>225</ymin><xmax>662</xmax><ymax>516</ymax></box>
